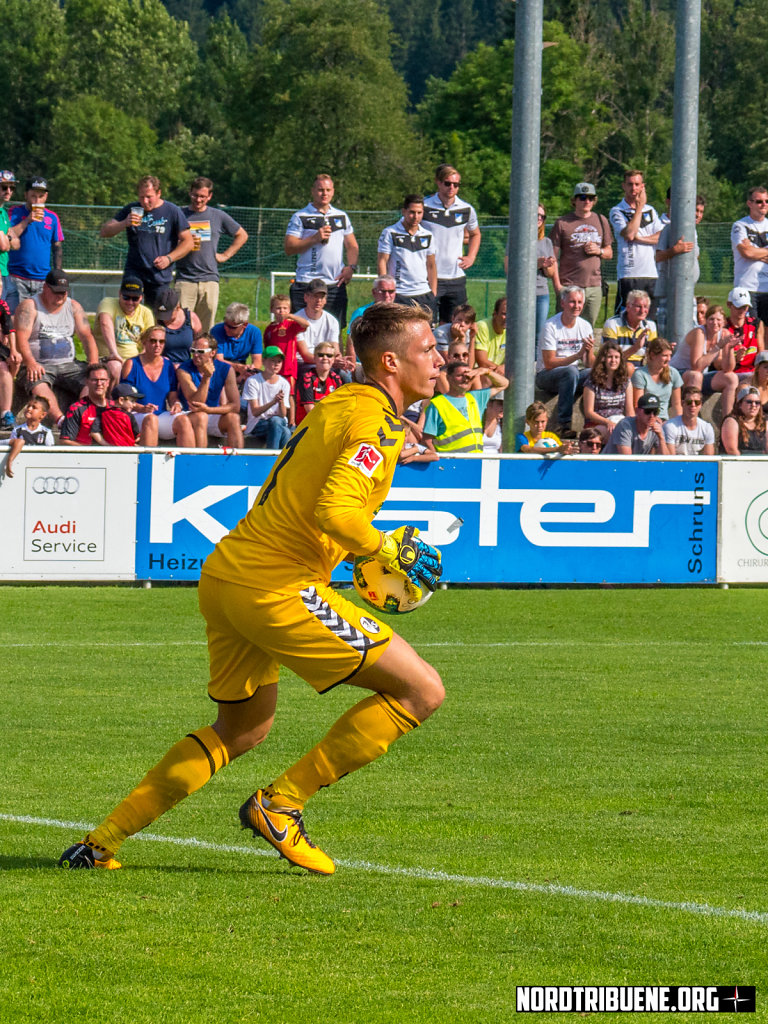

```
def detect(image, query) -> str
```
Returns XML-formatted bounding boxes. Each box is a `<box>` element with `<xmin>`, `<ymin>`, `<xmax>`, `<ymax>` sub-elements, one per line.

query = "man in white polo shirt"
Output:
<box><xmin>284</xmin><ymin>173</ymin><xmax>359</xmax><ymax>327</ymax></box>
<box><xmin>377</xmin><ymin>194</ymin><xmax>437</xmax><ymax>321</ymax></box>
<box><xmin>422</xmin><ymin>164</ymin><xmax>480</xmax><ymax>324</ymax></box>
<box><xmin>609</xmin><ymin>169</ymin><xmax>664</xmax><ymax>315</ymax></box>
<box><xmin>731</xmin><ymin>185</ymin><xmax>768</xmax><ymax>326</ymax></box>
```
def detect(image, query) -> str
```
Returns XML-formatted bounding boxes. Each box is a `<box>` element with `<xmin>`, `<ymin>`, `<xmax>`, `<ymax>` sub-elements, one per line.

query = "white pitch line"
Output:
<box><xmin>3</xmin><ymin>639</ymin><xmax>729</xmax><ymax>649</ymax></box>
<box><xmin>2</xmin><ymin>813</ymin><xmax>766</xmax><ymax>926</ymax></box>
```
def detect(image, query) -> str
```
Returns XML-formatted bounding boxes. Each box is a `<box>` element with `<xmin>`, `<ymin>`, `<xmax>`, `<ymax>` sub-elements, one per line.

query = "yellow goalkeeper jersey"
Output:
<box><xmin>203</xmin><ymin>382</ymin><xmax>406</xmax><ymax>591</ymax></box>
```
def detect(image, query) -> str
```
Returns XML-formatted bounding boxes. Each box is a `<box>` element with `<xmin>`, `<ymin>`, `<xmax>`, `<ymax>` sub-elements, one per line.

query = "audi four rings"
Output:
<box><xmin>32</xmin><ymin>476</ymin><xmax>80</xmax><ymax>494</ymax></box>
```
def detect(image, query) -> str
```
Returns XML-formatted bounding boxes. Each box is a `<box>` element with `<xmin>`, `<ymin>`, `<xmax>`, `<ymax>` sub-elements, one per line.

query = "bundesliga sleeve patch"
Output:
<box><xmin>348</xmin><ymin>443</ymin><xmax>383</xmax><ymax>477</ymax></box>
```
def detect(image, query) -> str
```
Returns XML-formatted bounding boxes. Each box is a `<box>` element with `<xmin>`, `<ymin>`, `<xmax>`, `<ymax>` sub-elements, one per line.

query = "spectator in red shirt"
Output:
<box><xmin>296</xmin><ymin>343</ymin><xmax>344</xmax><ymax>424</ymax></box>
<box><xmin>91</xmin><ymin>383</ymin><xmax>143</xmax><ymax>446</ymax></box>
<box><xmin>263</xmin><ymin>293</ymin><xmax>310</xmax><ymax>395</ymax></box>
<box><xmin>59</xmin><ymin>363</ymin><xmax>110</xmax><ymax>445</ymax></box>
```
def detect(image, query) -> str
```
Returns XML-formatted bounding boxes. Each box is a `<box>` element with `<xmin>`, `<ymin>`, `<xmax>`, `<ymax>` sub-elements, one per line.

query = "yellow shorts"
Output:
<box><xmin>198</xmin><ymin>573</ymin><xmax>393</xmax><ymax>703</ymax></box>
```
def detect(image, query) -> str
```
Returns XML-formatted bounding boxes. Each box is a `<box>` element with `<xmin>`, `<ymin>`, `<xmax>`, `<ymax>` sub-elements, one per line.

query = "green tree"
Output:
<box><xmin>47</xmin><ymin>96</ymin><xmax>189</xmax><ymax>204</ymax></box>
<box><xmin>176</xmin><ymin>13</ymin><xmax>251</xmax><ymax>201</ymax></box>
<box><xmin>598</xmin><ymin>0</ymin><xmax>675</xmax><ymax>189</ymax></box>
<box><xmin>701</xmin><ymin>0</ymin><xmax>768</xmax><ymax>199</ymax></box>
<box><xmin>239</xmin><ymin>0</ymin><xmax>431</xmax><ymax>207</ymax></box>
<box><xmin>1</xmin><ymin>0</ymin><xmax>68</xmax><ymax>180</ymax></box>
<box><xmin>418</xmin><ymin>22</ymin><xmax>613</xmax><ymax>214</ymax></box>
<box><xmin>62</xmin><ymin>0</ymin><xmax>199</xmax><ymax>131</ymax></box>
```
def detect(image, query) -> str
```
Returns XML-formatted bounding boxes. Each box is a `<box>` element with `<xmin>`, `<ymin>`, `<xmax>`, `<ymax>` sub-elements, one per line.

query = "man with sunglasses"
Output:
<box><xmin>731</xmin><ymin>186</ymin><xmax>768</xmax><ymax>326</ymax></box>
<box><xmin>95</xmin><ymin>275</ymin><xmax>155</xmax><ymax>385</ymax></box>
<box><xmin>423</xmin><ymin>164</ymin><xmax>481</xmax><ymax>324</ymax></box>
<box><xmin>603</xmin><ymin>392</ymin><xmax>671</xmax><ymax>455</ymax></box>
<box><xmin>0</xmin><ymin>170</ymin><xmax>18</xmax><ymax>303</ymax></box>
<box><xmin>348</xmin><ymin>276</ymin><xmax>397</xmax><ymax>331</ymax></box>
<box><xmin>550</xmin><ymin>182</ymin><xmax>613</xmax><ymax>327</ymax></box>
<box><xmin>662</xmin><ymin>385</ymin><xmax>715</xmax><ymax>455</ymax></box>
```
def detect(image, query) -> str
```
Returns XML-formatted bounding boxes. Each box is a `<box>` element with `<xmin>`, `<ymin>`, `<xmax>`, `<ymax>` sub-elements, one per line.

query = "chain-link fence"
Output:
<box><xmin>52</xmin><ymin>205</ymin><xmax>736</xmax><ymax>283</ymax></box>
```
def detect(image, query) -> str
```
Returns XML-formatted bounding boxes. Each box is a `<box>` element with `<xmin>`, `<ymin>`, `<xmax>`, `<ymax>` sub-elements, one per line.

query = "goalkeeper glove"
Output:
<box><xmin>376</xmin><ymin>526</ymin><xmax>442</xmax><ymax>598</ymax></box>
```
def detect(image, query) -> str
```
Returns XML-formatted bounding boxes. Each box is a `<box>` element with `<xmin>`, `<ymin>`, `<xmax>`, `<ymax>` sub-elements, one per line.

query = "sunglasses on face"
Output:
<box><xmin>684</xmin><ymin>399</ymin><xmax>702</xmax><ymax>406</ymax></box>
<box><xmin>441</xmin><ymin>181</ymin><xmax>460</xmax><ymax>188</ymax></box>
<box><xmin>190</xmin><ymin>348</ymin><xmax>212</xmax><ymax>355</ymax></box>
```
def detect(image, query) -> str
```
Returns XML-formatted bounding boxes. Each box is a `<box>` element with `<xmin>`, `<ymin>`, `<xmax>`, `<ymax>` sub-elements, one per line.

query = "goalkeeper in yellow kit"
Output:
<box><xmin>59</xmin><ymin>303</ymin><xmax>445</xmax><ymax>876</ymax></box>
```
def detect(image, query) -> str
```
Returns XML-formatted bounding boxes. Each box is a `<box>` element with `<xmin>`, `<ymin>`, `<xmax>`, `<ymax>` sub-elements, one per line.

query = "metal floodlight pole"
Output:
<box><xmin>668</xmin><ymin>0</ymin><xmax>701</xmax><ymax>347</ymax></box>
<box><xmin>503</xmin><ymin>0</ymin><xmax>544</xmax><ymax>453</ymax></box>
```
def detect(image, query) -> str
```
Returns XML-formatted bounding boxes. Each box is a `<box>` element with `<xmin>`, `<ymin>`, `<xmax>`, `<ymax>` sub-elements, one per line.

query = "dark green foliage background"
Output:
<box><xmin>0</xmin><ymin>0</ymin><xmax>761</xmax><ymax>219</ymax></box>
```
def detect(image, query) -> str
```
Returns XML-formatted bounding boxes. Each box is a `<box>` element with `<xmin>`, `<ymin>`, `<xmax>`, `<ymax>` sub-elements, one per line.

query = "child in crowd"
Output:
<box><xmin>516</xmin><ymin>400</ymin><xmax>577</xmax><ymax>455</ymax></box>
<box><xmin>434</xmin><ymin>303</ymin><xmax>477</xmax><ymax>366</ymax></box>
<box><xmin>3</xmin><ymin>397</ymin><xmax>54</xmax><ymax>477</ymax></box>
<box><xmin>242</xmin><ymin>345</ymin><xmax>293</xmax><ymax>449</ymax></box>
<box><xmin>91</xmin><ymin>383</ymin><xmax>143</xmax><ymax>447</ymax></box>
<box><xmin>262</xmin><ymin>294</ymin><xmax>310</xmax><ymax>396</ymax></box>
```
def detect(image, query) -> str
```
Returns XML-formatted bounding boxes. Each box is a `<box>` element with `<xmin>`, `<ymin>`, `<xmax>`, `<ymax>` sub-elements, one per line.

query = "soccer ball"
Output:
<box><xmin>352</xmin><ymin>554</ymin><xmax>433</xmax><ymax>615</ymax></box>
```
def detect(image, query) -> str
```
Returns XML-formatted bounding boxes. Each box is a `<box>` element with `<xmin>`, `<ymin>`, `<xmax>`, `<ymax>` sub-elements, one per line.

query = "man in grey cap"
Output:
<box><xmin>549</xmin><ymin>182</ymin><xmax>613</xmax><ymax>326</ymax></box>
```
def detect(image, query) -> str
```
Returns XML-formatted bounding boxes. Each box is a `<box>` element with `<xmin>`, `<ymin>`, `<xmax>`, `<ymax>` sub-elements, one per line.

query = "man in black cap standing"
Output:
<box><xmin>5</xmin><ymin>176</ymin><xmax>65</xmax><ymax>313</ymax></box>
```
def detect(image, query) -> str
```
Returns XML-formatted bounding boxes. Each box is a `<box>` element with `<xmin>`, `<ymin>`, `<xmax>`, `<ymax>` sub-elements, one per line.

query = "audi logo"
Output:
<box><xmin>32</xmin><ymin>476</ymin><xmax>80</xmax><ymax>495</ymax></box>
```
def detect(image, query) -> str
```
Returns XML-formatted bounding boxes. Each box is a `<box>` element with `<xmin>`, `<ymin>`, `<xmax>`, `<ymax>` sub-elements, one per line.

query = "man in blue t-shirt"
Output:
<box><xmin>210</xmin><ymin>301</ymin><xmax>263</xmax><ymax>390</ymax></box>
<box><xmin>6</xmin><ymin>175</ymin><xmax>65</xmax><ymax>312</ymax></box>
<box><xmin>100</xmin><ymin>174</ymin><xmax>193</xmax><ymax>306</ymax></box>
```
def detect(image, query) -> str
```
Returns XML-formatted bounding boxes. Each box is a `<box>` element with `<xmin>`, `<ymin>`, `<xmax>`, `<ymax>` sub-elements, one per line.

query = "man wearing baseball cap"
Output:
<box><xmin>603</xmin><ymin>392</ymin><xmax>671</xmax><ymax>456</ymax></box>
<box><xmin>549</xmin><ymin>183</ymin><xmax>613</xmax><ymax>326</ymax></box>
<box><xmin>294</xmin><ymin>277</ymin><xmax>347</xmax><ymax>376</ymax></box>
<box><xmin>5</xmin><ymin>176</ymin><xmax>64</xmax><ymax>313</ymax></box>
<box><xmin>95</xmin><ymin>274</ymin><xmax>155</xmax><ymax>386</ymax></box>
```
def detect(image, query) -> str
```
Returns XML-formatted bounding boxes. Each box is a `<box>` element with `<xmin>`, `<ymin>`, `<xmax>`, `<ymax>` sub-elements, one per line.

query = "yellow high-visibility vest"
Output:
<box><xmin>430</xmin><ymin>393</ymin><xmax>484</xmax><ymax>452</ymax></box>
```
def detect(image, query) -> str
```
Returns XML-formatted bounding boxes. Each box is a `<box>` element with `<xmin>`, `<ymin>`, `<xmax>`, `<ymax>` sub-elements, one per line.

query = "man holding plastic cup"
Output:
<box><xmin>100</xmin><ymin>174</ymin><xmax>193</xmax><ymax>307</ymax></box>
<box><xmin>5</xmin><ymin>176</ymin><xmax>64</xmax><ymax>313</ymax></box>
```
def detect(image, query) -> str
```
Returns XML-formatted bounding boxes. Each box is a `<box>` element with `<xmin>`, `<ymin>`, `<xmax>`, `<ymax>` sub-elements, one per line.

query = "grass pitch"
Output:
<box><xmin>1</xmin><ymin>586</ymin><xmax>767</xmax><ymax>1023</ymax></box>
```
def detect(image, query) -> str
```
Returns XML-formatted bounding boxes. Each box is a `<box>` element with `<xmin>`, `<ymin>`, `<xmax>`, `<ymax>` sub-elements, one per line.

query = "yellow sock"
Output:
<box><xmin>86</xmin><ymin>726</ymin><xmax>229</xmax><ymax>855</ymax></box>
<box><xmin>267</xmin><ymin>693</ymin><xmax>419</xmax><ymax>810</ymax></box>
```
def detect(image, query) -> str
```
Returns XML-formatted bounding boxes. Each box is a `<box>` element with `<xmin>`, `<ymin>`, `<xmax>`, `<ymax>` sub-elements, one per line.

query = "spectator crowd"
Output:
<box><xmin>2</xmin><ymin>164</ymin><xmax>768</xmax><ymax>471</ymax></box>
